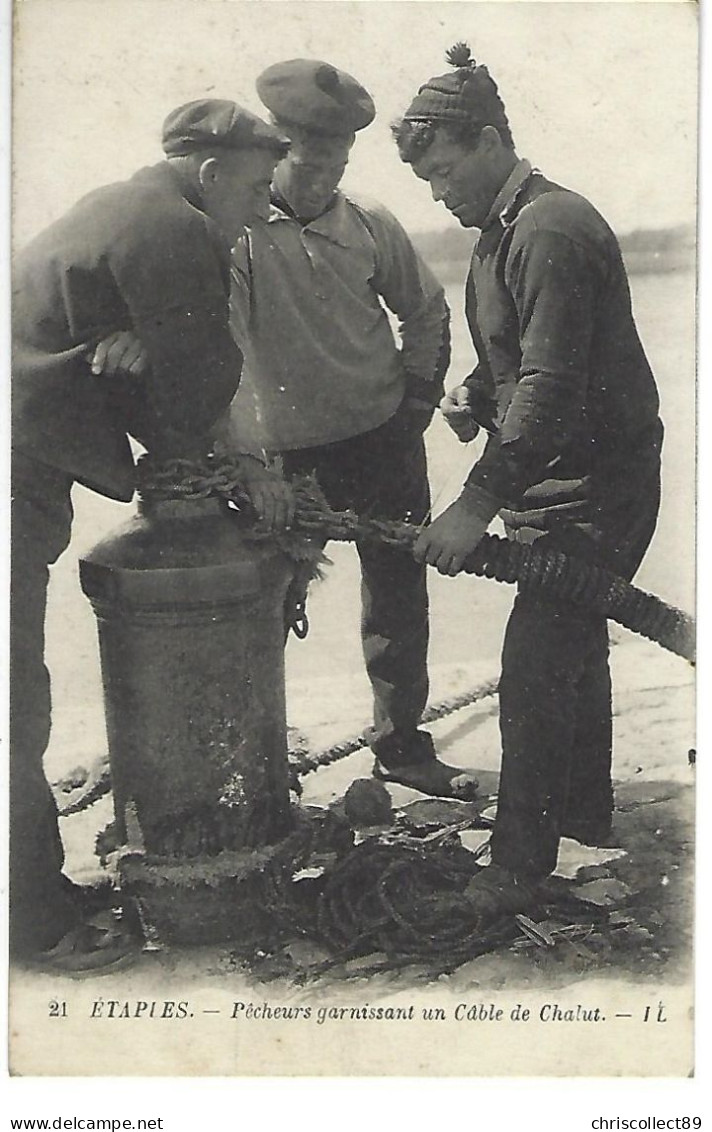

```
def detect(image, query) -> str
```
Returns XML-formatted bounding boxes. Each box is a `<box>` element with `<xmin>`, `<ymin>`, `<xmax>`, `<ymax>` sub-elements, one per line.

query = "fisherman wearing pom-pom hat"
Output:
<box><xmin>228</xmin><ymin>59</ymin><xmax>480</xmax><ymax>799</ymax></box>
<box><xmin>393</xmin><ymin>46</ymin><xmax>664</xmax><ymax>921</ymax></box>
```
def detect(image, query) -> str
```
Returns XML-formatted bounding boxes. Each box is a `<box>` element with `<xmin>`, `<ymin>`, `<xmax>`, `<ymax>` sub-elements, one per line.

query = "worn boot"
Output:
<box><xmin>463</xmin><ymin>864</ymin><xmax>542</xmax><ymax>930</ymax></box>
<box><xmin>372</xmin><ymin>730</ymin><xmax>479</xmax><ymax>800</ymax></box>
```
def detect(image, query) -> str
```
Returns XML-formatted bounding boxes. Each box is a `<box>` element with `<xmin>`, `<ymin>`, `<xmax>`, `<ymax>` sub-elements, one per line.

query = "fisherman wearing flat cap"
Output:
<box><xmin>10</xmin><ymin>99</ymin><xmax>292</xmax><ymax>973</ymax></box>
<box><xmin>229</xmin><ymin>59</ymin><xmax>479</xmax><ymax>800</ymax></box>
<box><xmin>393</xmin><ymin>46</ymin><xmax>663</xmax><ymax>924</ymax></box>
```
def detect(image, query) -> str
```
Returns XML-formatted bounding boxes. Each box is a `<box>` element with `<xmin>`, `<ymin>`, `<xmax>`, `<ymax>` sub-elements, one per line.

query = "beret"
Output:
<box><xmin>162</xmin><ymin>99</ymin><xmax>289</xmax><ymax>156</ymax></box>
<box><xmin>256</xmin><ymin>59</ymin><xmax>375</xmax><ymax>136</ymax></box>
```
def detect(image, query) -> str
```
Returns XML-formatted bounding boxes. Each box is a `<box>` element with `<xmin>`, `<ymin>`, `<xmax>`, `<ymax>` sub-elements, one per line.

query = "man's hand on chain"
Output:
<box><xmin>238</xmin><ymin>454</ymin><xmax>295</xmax><ymax>531</ymax></box>
<box><xmin>89</xmin><ymin>330</ymin><xmax>150</xmax><ymax>377</ymax></box>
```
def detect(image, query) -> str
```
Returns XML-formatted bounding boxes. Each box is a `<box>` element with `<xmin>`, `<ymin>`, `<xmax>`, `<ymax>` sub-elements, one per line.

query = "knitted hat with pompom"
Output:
<box><xmin>403</xmin><ymin>43</ymin><xmax>511</xmax><ymax>135</ymax></box>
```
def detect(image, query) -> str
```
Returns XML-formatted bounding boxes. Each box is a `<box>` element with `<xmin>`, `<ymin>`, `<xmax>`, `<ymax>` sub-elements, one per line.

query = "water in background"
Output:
<box><xmin>42</xmin><ymin>269</ymin><xmax>696</xmax><ymax>771</ymax></box>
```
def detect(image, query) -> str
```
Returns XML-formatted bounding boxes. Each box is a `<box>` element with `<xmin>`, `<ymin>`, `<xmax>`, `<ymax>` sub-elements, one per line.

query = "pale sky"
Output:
<box><xmin>12</xmin><ymin>1</ymin><xmax>698</xmax><ymax>246</ymax></box>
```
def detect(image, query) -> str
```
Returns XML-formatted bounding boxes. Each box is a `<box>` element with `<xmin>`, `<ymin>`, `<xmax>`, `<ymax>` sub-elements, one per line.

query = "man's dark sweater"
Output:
<box><xmin>12</xmin><ymin>161</ymin><xmax>242</xmax><ymax>500</ymax></box>
<box><xmin>464</xmin><ymin>160</ymin><xmax>662</xmax><ymax>527</ymax></box>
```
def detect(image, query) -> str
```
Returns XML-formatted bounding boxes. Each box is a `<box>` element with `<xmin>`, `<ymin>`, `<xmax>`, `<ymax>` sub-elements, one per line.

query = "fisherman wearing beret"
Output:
<box><xmin>11</xmin><ymin>100</ymin><xmax>291</xmax><ymax>972</ymax></box>
<box><xmin>393</xmin><ymin>46</ymin><xmax>663</xmax><ymax>923</ymax></box>
<box><xmin>229</xmin><ymin>59</ymin><xmax>479</xmax><ymax>799</ymax></box>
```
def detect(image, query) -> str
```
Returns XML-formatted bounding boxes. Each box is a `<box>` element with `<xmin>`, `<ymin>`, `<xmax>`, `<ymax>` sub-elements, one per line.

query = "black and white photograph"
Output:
<box><xmin>5</xmin><ymin>0</ymin><xmax>699</xmax><ymax>1084</ymax></box>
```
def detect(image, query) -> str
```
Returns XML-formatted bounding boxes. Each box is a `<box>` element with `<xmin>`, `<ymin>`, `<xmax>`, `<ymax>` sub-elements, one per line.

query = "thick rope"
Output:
<box><xmin>288</xmin><ymin>678</ymin><xmax>499</xmax><ymax>776</ymax></box>
<box><xmin>138</xmin><ymin>455</ymin><xmax>696</xmax><ymax>663</ymax></box>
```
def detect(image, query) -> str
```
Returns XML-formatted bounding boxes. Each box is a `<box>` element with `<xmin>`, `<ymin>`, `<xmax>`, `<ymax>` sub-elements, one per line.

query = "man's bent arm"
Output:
<box><xmin>467</xmin><ymin>228</ymin><xmax>598</xmax><ymax>501</ymax></box>
<box><xmin>359</xmin><ymin>201</ymin><xmax>451</xmax><ymax>407</ymax></box>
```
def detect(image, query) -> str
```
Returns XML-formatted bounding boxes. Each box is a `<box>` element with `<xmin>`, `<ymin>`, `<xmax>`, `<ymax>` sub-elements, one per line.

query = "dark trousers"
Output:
<box><xmin>491</xmin><ymin>446</ymin><xmax>662</xmax><ymax>880</ymax></box>
<box><xmin>282</xmin><ymin>411</ymin><xmax>430</xmax><ymax>750</ymax></box>
<box><xmin>10</xmin><ymin>453</ymin><xmax>81</xmax><ymax>953</ymax></box>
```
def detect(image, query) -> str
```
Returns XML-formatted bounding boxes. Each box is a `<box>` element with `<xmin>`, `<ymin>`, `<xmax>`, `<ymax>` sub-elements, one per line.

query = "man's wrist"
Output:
<box><xmin>460</xmin><ymin>482</ymin><xmax>504</xmax><ymax>525</ymax></box>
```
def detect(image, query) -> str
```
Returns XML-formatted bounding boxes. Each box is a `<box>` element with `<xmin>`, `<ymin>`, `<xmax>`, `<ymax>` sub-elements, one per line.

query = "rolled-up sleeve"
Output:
<box><xmin>468</xmin><ymin>228</ymin><xmax>599</xmax><ymax>500</ymax></box>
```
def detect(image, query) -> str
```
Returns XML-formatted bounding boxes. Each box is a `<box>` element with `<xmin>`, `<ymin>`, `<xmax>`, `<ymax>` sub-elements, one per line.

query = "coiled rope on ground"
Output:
<box><xmin>262</xmin><ymin>838</ymin><xmax>524</xmax><ymax>969</ymax></box>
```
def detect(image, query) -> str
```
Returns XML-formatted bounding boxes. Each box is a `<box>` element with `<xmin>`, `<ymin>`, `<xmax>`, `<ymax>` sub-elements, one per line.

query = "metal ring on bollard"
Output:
<box><xmin>289</xmin><ymin>601</ymin><xmax>310</xmax><ymax>640</ymax></box>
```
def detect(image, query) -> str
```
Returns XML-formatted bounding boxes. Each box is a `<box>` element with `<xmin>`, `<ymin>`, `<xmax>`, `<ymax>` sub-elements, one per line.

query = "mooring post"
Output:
<box><xmin>80</xmin><ymin>494</ymin><xmax>295</xmax><ymax>944</ymax></box>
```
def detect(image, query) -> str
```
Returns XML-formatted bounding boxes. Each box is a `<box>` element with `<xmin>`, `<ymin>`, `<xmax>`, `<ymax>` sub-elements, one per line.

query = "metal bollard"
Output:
<box><xmin>80</xmin><ymin>495</ymin><xmax>296</xmax><ymax>944</ymax></box>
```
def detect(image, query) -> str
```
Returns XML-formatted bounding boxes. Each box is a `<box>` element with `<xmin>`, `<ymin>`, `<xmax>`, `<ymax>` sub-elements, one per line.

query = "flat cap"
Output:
<box><xmin>256</xmin><ymin>60</ymin><xmax>375</xmax><ymax>136</ymax></box>
<box><xmin>162</xmin><ymin>98</ymin><xmax>289</xmax><ymax>156</ymax></box>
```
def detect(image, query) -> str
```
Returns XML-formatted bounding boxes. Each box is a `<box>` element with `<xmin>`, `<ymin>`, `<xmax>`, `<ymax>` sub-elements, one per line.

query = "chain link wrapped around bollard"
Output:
<box><xmin>136</xmin><ymin>455</ymin><xmax>248</xmax><ymax>501</ymax></box>
<box><xmin>137</xmin><ymin>455</ymin><xmax>695</xmax><ymax>664</ymax></box>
